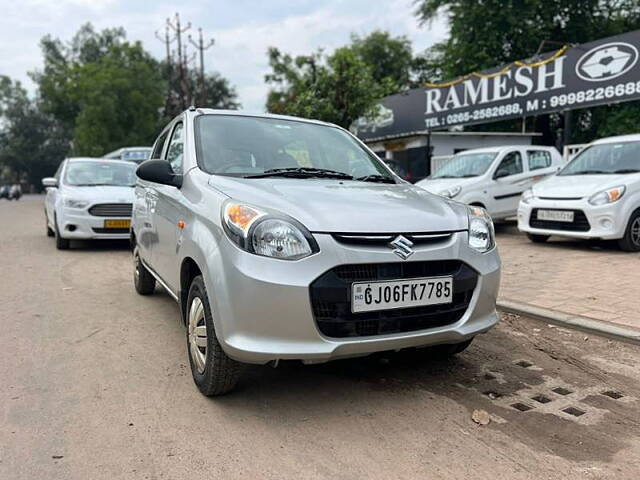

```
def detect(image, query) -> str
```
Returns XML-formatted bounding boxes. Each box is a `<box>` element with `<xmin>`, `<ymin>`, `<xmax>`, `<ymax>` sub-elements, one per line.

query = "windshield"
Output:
<box><xmin>122</xmin><ymin>149</ymin><xmax>151</xmax><ymax>162</ymax></box>
<box><xmin>560</xmin><ymin>141</ymin><xmax>640</xmax><ymax>175</ymax></box>
<box><xmin>195</xmin><ymin>115</ymin><xmax>395</xmax><ymax>180</ymax></box>
<box><xmin>432</xmin><ymin>152</ymin><xmax>497</xmax><ymax>178</ymax></box>
<box><xmin>64</xmin><ymin>161</ymin><xmax>137</xmax><ymax>187</ymax></box>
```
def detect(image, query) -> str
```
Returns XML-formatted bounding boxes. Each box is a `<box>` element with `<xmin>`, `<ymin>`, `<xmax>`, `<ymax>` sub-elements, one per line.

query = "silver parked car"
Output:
<box><xmin>132</xmin><ymin>109</ymin><xmax>501</xmax><ymax>396</ymax></box>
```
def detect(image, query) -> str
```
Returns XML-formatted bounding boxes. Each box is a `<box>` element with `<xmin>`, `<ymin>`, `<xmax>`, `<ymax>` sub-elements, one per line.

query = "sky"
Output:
<box><xmin>0</xmin><ymin>0</ymin><xmax>447</xmax><ymax>112</ymax></box>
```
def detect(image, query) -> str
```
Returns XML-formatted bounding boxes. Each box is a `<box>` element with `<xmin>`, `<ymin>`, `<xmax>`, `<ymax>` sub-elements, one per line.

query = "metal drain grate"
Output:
<box><xmin>511</xmin><ymin>402</ymin><xmax>534</xmax><ymax>412</ymax></box>
<box><xmin>601</xmin><ymin>390</ymin><xmax>624</xmax><ymax>400</ymax></box>
<box><xmin>552</xmin><ymin>387</ymin><xmax>573</xmax><ymax>396</ymax></box>
<box><xmin>531</xmin><ymin>394</ymin><xmax>552</xmax><ymax>404</ymax></box>
<box><xmin>562</xmin><ymin>406</ymin><xmax>585</xmax><ymax>417</ymax></box>
<box><xmin>515</xmin><ymin>360</ymin><xmax>533</xmax><ymax>368</ymax></box>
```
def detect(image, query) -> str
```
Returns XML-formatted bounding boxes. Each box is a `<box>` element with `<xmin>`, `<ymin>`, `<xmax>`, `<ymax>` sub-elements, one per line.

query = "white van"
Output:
<box><xmin>417</xmin><ymin>146</ymin><xmax>563</xmax><ymax>220</ymax></box>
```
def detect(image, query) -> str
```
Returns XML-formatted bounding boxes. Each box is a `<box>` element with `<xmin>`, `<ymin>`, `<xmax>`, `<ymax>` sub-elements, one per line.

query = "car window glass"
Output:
<box><xmin>496</xmin><ymin>151</ymin><xmax>523</xmax><ymax>177</ymax></box>
<box><xmin>560</xmin><ymin>141</ymin><xmax>640</xmax><ymax>175</ymax></box>
<box><xmin>165</xmin><ymin>122</ymin><xmax>184</xmax><ymax>174</ymax></box>
<box><xmin>151</xmin><ymin>130</ymin><xmax>169</xmax><ymax>159</ymax></box>
<box><xmin>528</xmin><ymin>151</ymin><xmax>551</xmax><ymax>170</ymax></box>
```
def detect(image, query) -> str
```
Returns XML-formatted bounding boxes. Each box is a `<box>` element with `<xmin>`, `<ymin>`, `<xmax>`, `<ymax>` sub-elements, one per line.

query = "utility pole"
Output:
<box><xmin>189</xmin><ymin>28</ymin><xmax>215</xmax><ymax>106</ymax></box>
<box><xmin>155</xmin><ymin>25</ymin><xmax>176</xmax><ymax>117</ymax></box>
<box><xmin>167</xmin><ymin>12</ymin><xmax>191</xmax><ymax>110</ymax></box>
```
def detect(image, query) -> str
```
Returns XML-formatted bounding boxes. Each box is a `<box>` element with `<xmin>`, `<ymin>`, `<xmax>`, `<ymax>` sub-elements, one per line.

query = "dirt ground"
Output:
<box><xmin>1</xmin><ymin>196</ymin><xmax>640</xmax><ymax>479</ymax></box>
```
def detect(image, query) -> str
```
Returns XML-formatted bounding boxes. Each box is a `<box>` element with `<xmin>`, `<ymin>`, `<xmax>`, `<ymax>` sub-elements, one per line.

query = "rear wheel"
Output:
<box><xmin>187</xmin><ymin>275</ymin><xmax>242</xmax><ymax>396</ymax></box>
<box><xmin>527</xmin><ymin>233</ymin><xmax>550</xmax><ymax>243</ymax></box>
<box><xmin>133</xmin><ymin>247</ymin><xmax>156</xmax><ymax>295</ymax></box>
<box><xmin>54</xmin><ymin>215</ymin><xmax>70</xmax><ymax>250</ymax></box>
<box><xmin>618</xmin><ymin>211</ymin><xmax>640</xmax><ymax>252</ymax></box>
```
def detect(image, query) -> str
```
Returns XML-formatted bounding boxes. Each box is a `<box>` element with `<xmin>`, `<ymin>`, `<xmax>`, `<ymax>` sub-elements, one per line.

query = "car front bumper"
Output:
<box><xmin>57</xmin><ymin>208</ymin><xmax>131</xmax><ymax>240</ymax></box>
<box><xmin>517</xmin><ymin>198</ymin><xmax>626</xmax><ymax>240</ymax></box>
<box><xmin>206</xmin><ymin>232</ymin><xmax>501</xmax><ymax>364</ymax></box>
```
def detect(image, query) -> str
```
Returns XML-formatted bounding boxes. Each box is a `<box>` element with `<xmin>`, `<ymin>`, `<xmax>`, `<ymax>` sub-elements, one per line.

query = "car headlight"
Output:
<box><xmin>439</xmin><ymin>185</ymin><xmax>462</xmax><ymax>198</ymax></box>
<box><xmin>467</xmin><ymin>206</ymin><xmax>495</xmax><ymax>253</ymax></box>
<box><xmin>222</xmin><ymin>202</ymin><xmax>317</xmax><ymax>260</ymax></box>
<box><xmin>64</xmin><ymin>198</ymin><xmax>89</xmax><ymax>209</ymax></box>
<box><xmin>521</xmin><ymin>189</ymin><xmax>535</xmax><ymax>204</ymax></box>
<box><xmin>588</xmin><ymin>186</ymin><xmax>625</xmax><ymax>206</ymax></box>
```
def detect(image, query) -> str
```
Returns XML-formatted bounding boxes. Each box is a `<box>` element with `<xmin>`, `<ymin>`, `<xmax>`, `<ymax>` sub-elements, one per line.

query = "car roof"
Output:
<box><xmin>66</xmin><ymin>157</ymin><xmax>135</xmax><ymax>166</ymax></box>
<box><xmin>192</xmin><ymin>108</ymin><xmax>340</xmax><ymax>129</ymax></box>
<box><xmin>456</xmin><ymin>145</ymin><xmax>557</xmax><ymax>155</ymax></box>
<box><xmin>591</xmin><ymin>133</ymin><xmax>640</xmax><ymax>145</ymax></box>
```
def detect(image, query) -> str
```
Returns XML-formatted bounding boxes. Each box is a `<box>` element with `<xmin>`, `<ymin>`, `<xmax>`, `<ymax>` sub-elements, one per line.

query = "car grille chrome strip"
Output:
<box><xmin>88</xmin><ymin>203</ymin><xmax>133</xmax><ymax>217</ymax></box>
<box><xmin>332</xmin><ymin>232</ymin><xmax>453</xmax><ymax>247</ymax></box>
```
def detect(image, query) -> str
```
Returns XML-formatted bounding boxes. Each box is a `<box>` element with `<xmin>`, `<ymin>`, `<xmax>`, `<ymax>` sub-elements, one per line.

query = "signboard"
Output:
<box><xmin>353</xmin><ymin>30</ymin><xmax>640</xmax><ymax>141</ymax></box>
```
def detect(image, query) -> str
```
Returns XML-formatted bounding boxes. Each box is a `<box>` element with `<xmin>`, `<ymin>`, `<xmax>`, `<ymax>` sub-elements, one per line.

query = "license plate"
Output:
<box><xmin>351</xmin><ymin>276</ymin><xmax>453</xmax><ymax>313</ymax></box>
<box><xmin>537</xmin><ymin>210</ymin><xmax>574</xmax><ymax>222</ymax></box>
<box><xmin>103</xmin><ymin>219</ymin><xmax>131</xmax><ymax>229</ymax></box>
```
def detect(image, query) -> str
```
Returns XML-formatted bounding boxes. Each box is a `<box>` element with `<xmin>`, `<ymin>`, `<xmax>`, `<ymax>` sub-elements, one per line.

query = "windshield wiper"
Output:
<box><xmin>564</xmin><ymin>170</ymin><xmax>610</xmax><ymax>175</ymax></box>
<box><xmin>245</xmin><ymin>167</ymin><xmax>353</xmax><ymax>180</ymax></box>
<box><xmin>355</xmin><ymin>174</ymin><xmax>396</xmax><ymax>184</ymax></box>
<box><xmin>432</xmin><ymin>174</ymin><xmax>476</xmax><ymax>179</ymax></box>
<box><xmin>612</xmin><ymin>169</ymin><xmax>640</xmax><ymax>174</ymax></box>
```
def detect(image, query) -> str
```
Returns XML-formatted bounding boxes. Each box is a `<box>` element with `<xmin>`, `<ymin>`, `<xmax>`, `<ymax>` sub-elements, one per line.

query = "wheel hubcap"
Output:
<box><xmin>631</xmin><ymin>218</ymin><xmax>640</xmax><ymax>246</ymax></box>
<box><xmin>134</xmin><ymin>254</ymin><xmax>140</xmax><ymax>282</ymax></box>
<box><xmin>188</xmin><ymin>297</ymin><xmax>207</xmax><ymax>374</ymax></box>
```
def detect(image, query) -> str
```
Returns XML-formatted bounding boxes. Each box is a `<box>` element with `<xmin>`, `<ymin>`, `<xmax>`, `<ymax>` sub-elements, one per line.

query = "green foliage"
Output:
<box><xmin>414</xmin><ymin>0</ymin><xmax>640</xmax><ymax>140</ymax></box>
<box><xmin>265</xmin><ymin>32</ymin><xmax>414</xmax><ymax>128</ymax></box>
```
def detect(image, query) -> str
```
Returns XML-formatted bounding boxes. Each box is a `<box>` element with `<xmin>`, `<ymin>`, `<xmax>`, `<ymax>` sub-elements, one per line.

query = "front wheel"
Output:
<box><xmin>618</xmin><ymin>211</ymin><xmax>640</xmax><ymax>252</ymax></box>
<box><xmin>431</xmin><ymin>338</ymin><xmax>474</xmax><ymax>358</ymax></box>
<box><xmin>187</xmin><ymin>276</ymin><xmax>242</xmax><ymax>396</ymax></box>
<box><xmin>46</xmin><ymin>214</ymin><xmax>54</xmax><ymax>237</ymax></box>
<box><xmin>54</xmin><ymin>215</ymin><xmax>70</xmax><ymax>250</ymax></box>
<box><xmin>526</xmin><ymin>233</ymin><xmax>550</xmax><ymax>243</ymax></box>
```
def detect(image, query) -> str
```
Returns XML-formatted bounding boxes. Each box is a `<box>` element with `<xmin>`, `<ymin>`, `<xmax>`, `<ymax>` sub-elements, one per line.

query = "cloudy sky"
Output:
<box><xmin>0</xmin><ymin>0</ymin><xmax>447</xmax><ymax>111</ymax></box>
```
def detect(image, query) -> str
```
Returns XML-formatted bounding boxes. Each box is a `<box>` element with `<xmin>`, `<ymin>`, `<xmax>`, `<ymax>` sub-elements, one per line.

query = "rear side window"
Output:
<box><xmin>151</xmin><ymin>130</ymin><xmax>169</xmax><ymax>159</ymax></box>
<box><xmin>528</xmin><ymin>150</ymin><xmax>552</xmax><ymax>171</ymax></box>
<box><xmin>496</xmin><ymin>151</ymin><xmax>523</xmax><ymax>177</ymax></box>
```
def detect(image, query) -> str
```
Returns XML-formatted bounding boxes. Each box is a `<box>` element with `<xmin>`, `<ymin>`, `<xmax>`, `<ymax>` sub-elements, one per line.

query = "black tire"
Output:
<box><xmin>54</xmin><ymin>215</ymin><xmax>70</xmax><ymax>250</ymax></box>
<box><xmin>133</xmin><ymin>247</ymin><xmax>156</xmax><ymax>295</ymax></box>
<box><xmin>527</xmin><ymin>233</ymin><xmax>550</xmax><ymax>243</ymax></box>
<box><xmin>432</xmin><ymin>338</ymin><xmax>474</xmax><ymax>358</ymax></box>
<box><xmin>618</xmin><ymin>210</ymin><xmax>640</xmax><ymax>252</ymax></box>
<box><xmin>46</xmin><ymin>214</ymin><xmax>54</xmax><ymax>237</ymax></box>
<box><xmin>187</xmin><ymin>276</ymin><xmax>242</xmax><ymax>396</ymax></box>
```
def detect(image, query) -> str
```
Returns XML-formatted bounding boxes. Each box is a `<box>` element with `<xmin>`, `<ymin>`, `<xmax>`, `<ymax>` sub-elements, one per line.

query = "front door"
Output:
<box><xmin>491</xmin><ymin>150</ymin><xmax>528</xmax><ymax>218</ymax></box>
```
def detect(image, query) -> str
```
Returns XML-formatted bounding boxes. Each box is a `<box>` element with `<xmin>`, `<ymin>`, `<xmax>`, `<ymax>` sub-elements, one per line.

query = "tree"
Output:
<box><xmin>265</xmin><ymin>45</ymin><xmax>396</xmax><ymax>128</ymax></box>
<box><xmin>414</xmin><ymin>0</ymin><xmax>640</xmax><ymax>141</ymax></box>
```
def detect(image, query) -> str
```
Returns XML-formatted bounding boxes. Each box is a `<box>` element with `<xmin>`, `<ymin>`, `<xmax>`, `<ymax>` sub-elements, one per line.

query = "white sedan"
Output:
<box><xmin>518</xmin><ymin>134</ymin><xmax>640</xmax><ymax>251</ymax></box>
<box><xmin>42</xmin><ymin>157</ymin><xmax>137</xmax><ymax>250</ymax></box>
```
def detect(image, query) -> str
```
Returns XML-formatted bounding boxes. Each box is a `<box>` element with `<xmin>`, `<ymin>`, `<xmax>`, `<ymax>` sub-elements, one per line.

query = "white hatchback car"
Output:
<box><xmin>417</xmin><ymin>146</ymin><xmax>562</xmax><ymax>220</ymax></box>
<box><xmin>518</xmin><ymin>134</ymin><xmax>640</xmax><ymax>251</ymax></box>
<box><xmin>42</xmin><ymin>157</ymin><xmax>137</xmax><ymax>249</ymax></box>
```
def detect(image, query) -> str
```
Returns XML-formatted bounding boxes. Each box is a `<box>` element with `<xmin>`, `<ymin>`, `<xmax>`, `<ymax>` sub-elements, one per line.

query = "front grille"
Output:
<box><xmin>88</xmin><ymin>203</ymin><xmax>133</xmax><ymax>217</ymax></box>
<box><xmin>332</xmin><ymin>232</ymin><xmax>452</xmax><ymax>248</ymax></box>
<box><xmin>92</xmin><ymin>228</ymin><xmax>130</xmax><ymax>234</ymax></box>
<box><xmin>310</xmin><ymin>260</ymin><xmax>478</xmax><ymax>338</ymax></box>
<box><xmin>529</xmin><ymin>208</ymin><xmax>590</xmax><ymax>232</ymax></box>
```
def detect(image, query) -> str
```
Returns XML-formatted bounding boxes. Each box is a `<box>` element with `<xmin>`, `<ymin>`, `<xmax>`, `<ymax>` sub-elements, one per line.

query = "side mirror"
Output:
<box><xmin>494</xmin><ymin>169</ymin><xmax>510</xmax><ymax>179</ymax></box>
<box><xmin>42</xmin><ymin>177</ymin><xmax>58</xmax><ymax>188</ymax></box>
<box><xmin>136</xmin><ymin>160</ymin><xmax>182</xmax><ymax>188</ymax></box>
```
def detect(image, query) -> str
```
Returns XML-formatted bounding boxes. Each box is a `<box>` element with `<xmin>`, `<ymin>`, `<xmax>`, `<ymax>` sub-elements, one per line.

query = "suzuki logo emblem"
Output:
<box><xmin>389</xmin><ymin>235</ymin><xmax>414</xmax><ymax>260</ymax></box>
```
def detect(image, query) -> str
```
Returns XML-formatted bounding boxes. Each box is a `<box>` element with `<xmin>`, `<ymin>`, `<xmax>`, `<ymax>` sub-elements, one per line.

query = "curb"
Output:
<box><xmin>497</xmin><ymin>299</ymin><xmax>640</xmax><ymax>346</ymax></box>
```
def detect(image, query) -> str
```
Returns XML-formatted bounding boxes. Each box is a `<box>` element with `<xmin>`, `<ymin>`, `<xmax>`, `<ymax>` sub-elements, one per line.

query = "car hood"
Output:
<box><xmin>63</xmin><ymin>185</ymin><xmax>135</xmax><ymax>203</ymax></box>
<box><xmin>416</xmin><ymin>177</ymin><xmax>480</xmax><ymax>194</ymax></box>
<box><xmin>208</xmin><ymin>176</ymin><xmax>468</xmax><ymax>233</ymax></box>
<box><xmin>532</xmin><ymin>174</ymin><xmax>627</xmax><ymax>198</ymax></box>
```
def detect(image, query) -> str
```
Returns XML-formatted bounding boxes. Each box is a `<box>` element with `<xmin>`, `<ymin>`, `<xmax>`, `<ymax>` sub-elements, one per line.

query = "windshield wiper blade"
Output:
<box><xmin>613</xmin><ymin>169</ymin><xmax>640</xmax><ymax>174</ymax></box>
<box><xmin>245</xmin><ymin>167</ymin><xmax>353</xmax><ymax>179</ymax></box>
<box><xmin>355</xmin><ymin>174</ymin><xmax>396</xmax><ymax>184</ymax></box>
<box><xmin>564</xmin><ymin>169</ymin><xmax>610</xmax><ymax>175</ymax></box>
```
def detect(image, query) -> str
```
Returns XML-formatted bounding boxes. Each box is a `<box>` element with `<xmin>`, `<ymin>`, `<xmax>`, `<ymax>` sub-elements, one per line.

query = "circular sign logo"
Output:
<box><xmin>576</xmin><ymin>42</ymin><xmax>638</xmax><ymax>82</ymax></box>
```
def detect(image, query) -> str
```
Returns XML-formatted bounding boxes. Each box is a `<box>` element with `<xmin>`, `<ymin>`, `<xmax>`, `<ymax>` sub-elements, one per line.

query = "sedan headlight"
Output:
<box><xmin>467</xmin><ymin>206</ymin><xmax>495</xmax><ymax>253</ymax></box>
<box><xmin>64</xmin><ymin>198</ymin><xmax>89</xmax><ymax>209</ymax></box>
<box><xmin>439</xmin><ymin>185</ymin><xmax>462</xmax><ymax>198</ymax></box>
<box><xmin>588</xmin><ymin>186</ymin><xmax>625</xmax><ymax>206</ymax></box>
<box><xmin>222</xmin><ymin>202</ymin><xmax>317</xmax><ymax>260</ymax></box>
<box><xmin>521</xmin><ymin>189</ymin><xmax>535</xmax><ymax>204</ymax></box>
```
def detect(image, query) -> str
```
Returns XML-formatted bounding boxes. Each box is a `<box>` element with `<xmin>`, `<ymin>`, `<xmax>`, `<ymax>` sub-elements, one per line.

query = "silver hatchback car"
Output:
<box><xmin>132</xmin><ymin>109</ymin><xmax>501</xmax><ymax>395</ymax></box>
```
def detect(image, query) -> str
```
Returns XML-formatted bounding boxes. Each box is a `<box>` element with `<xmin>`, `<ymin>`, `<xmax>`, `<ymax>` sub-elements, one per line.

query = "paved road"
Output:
<box><xmin>497</xmin><ymin>222</ymin><xmax>640</xmax><ymax>331</ymax></box>
<box><xmin>2</xmin><ymin>196</ymin><xmax>640</xmax><ymax>479</ymax></box>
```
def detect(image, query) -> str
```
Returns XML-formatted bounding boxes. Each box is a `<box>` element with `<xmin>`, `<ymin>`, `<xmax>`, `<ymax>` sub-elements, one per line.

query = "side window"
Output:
<box><xmin>496</xmin><ymin>151</ymin><xmax>523</xmax><ymax>177</ymax></box>
<box><xmin>527</xmin><ymin>150</ymin><xmax>552</xmax><ymax>171</ymax></box>
<box><xmin>151</xmin><ymin>130</ymin><xmax>169</xmax><ymax>159</ymax></box>
<box><xmin>165</xmin><ymin>122</ymin><xmax>184</xmax><ymax>174</ymax></box>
